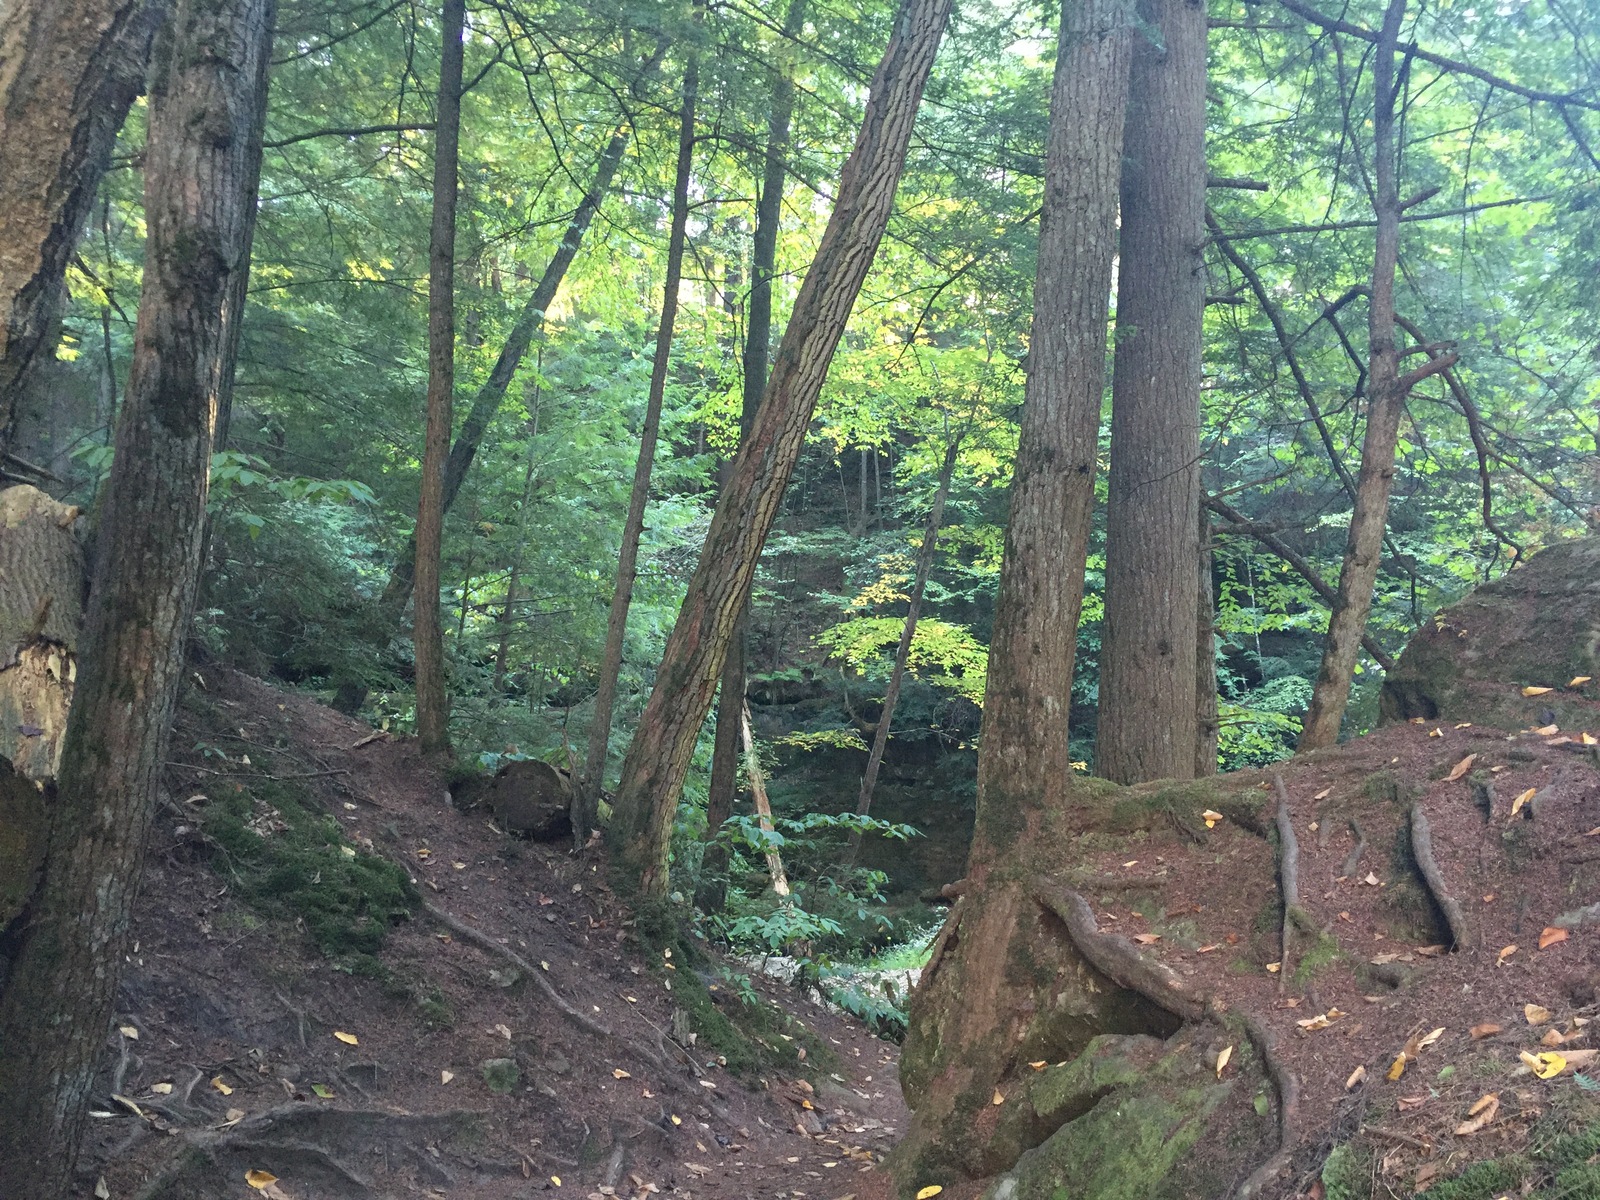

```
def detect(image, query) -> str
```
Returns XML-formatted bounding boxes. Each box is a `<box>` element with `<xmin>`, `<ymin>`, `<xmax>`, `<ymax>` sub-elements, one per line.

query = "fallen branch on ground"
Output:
<box><xmin>1409</xmin><ymin>804</ymin><xmax>1470</xmax><ymax>950</ymax></box>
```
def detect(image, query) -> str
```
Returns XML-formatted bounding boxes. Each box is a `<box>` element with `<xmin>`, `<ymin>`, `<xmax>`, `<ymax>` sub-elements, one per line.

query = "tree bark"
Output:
<box><xmin>843</xmin><ymin>430</ymin><xmax>961</xmax><ymax>863</ymax></box>
<box><xmin>701</xmin><ymin>0</ymin><xmax>806</xmax><ymax>910</ymax></box>
<box><xmin>0</xmin><ymin>0</ymin><xmax>273</xmax><ymax>1186</ymax></box>
<box><xmin>413</xmin><ymin>0</ymin><xmax>466</xmax><ymax>758</ymax></box>
<box><xmin>579</xmin><ymin>33</ymin><xmax>700</xmax><ymax>836</ymax></box>
<box><xmin>741</xmin><ymin>702</ymin><xmax>790</xmax><ymax>896</ymax></box>
<box><xmin>0</xmin><ymin>0</ymin><xmax>165</xmax><ymax>452</ymax></box>
<box><xmin>1298</xmin><ymin>0</ymin><xmax>1454</xmax><ymax>749</ymax></box>
<box><xmin>888</xmin><ymin>0</ymin><xmax>1134</xmax><ymax>1179</ymax></box>
<box><xmin>1095</xmin><ymin>0</ymin><xmax>1206</xmax><ymax>784</ymax></box>
<box><xmin>608</xmin><ymin>0</ymin><xmax>952</xmax><ymax>896</ymax></box>
<box><xmin>1195</xmin><ymin>500</ymin><xmax>1219</xmax><ymax>776</ymax></box>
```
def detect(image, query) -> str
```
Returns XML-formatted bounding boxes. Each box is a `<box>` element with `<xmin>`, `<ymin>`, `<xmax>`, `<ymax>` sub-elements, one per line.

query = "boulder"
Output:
<box><xmin>1380</xmin><ymin>537</ymin><xmax>1600</xmax><ymax>730</ymax></box>
<box><xmin>484</xmin><ymin>758</ymin><xmax>573</xmax><ymax>841</ymax></box>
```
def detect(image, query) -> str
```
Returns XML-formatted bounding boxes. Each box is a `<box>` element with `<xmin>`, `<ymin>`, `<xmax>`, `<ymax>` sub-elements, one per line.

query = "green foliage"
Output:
<box><xmin>201</xmin><ymin>777</ymin><xmax>417</xmax><ymax>964</ymax></box>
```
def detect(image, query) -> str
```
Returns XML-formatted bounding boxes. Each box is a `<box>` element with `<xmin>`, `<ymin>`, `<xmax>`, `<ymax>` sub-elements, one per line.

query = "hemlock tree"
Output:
<box><xmin>0</xmin><ymin>0</ymin><xmax>274</xmax><ymax>1186</ymax></box>
<box><xmin>1095</xmin><ymin>0</ymin><xmax>1207</xmax><ymax>782</ymax></box>
<box><xmin>607</xmin><ymin>0</ymin><xmax>955</xmax><ymax>897</ymax></box>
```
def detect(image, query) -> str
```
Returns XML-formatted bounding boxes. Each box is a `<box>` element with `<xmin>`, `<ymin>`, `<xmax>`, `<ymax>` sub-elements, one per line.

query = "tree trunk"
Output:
<box><xmin>607</xmin><ymin>0</ymin><xmax>952</xmax><ymax>897</ymax></box>
<box><xmin>412</xmin><ymin>0</ymin><xmax>465</xmax><ymax>758</ymax></box>
<box><xmin>700</xmin><ymin>0</ymin><xmax>805</xmax><ymax>911</ymax></box>
<box><xmin>844</xmin><ymin>430</ymin><xmax>961</xmax><ymax>864</ymax></box>
<box><xmin>1094</xmin><ymin>0</ymin><xmax>1206</xmax><ymax>784</ymax></box>
<box><xmin>741</xmin><ymin>702</ymin><xmax>790</xmax><ymax>896</ymax></box>
<box><xmin>0</xmin><ymin>0</ymin><xmax>164</xmax><ymax>451</ymax></box>
<box><xmin>494</xmin><ymin>448</ymin><xmax>539</xmax><ymax>692</ymax></box>
<box><xmin>1195</xmin><ymin>500</ymin><xmax>1219</xmax><ymax>776</ymax></box>
<box><xmin>578</xmin><ymin>35</ymin><xmax>700</xmax><ymax>837</ymax></box>
<box><xmin>0</xmin><ymin>0</ymin><xmax>273</xmax><ymax>1186</ymax></box>
<box><xmin>888</xmin><ymin>0</ymin><xmax>1133</xmax><ymax>1181</ymax></box>
<box><xmin>1297</xmin><ymin>0</ymin><xmax>1454</xmax><ymax>750</ymax></box>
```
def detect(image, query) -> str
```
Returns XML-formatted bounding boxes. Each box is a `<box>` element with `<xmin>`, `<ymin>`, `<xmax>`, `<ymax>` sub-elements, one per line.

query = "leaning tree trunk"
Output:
<box><xmin>0</xmin><ymin>0</ymin><xmax>165</xmax><ymax>451</ymax></box>
<box><xmin>843</xmin><ymin>430</ymin><xmax>962</xmax><ymax>864</ymax></box>
<box><xmin>887</xmin><ymin>0</ymin><xmax>1134</xmax><ymax>1185</ymax></box>
<box><xmin>413</xmin><ymin>0</ymin><xmax>466</xmax><ymax>758</ymax></box>
<box><xmin>608</xmin><ymin>0</ymin><xmax>953</xmax><ymax>897</ymax></box>
<box><xmin>1094</xmin><ymin>0</ymin><xmax>1206</xmax><ymax>784</ymax></box>
<box><xmin>579</xmin><ymin>35</ymin><xmax>700</xmax><ymax>836</ymax></box>
<box><xmin>700</xmin><ymin>0</ymin><xmax>806</xmax><ymax>910</ymax></box>
<box><xmin>0</xmin><ymin>0</ymin><xmax>273</xmax><ymax>1187</ymax></box>
<box><xmin>1297</xmin><ymin>0</ymin><xmax>1454</xmax><ymax>750</ymax></box>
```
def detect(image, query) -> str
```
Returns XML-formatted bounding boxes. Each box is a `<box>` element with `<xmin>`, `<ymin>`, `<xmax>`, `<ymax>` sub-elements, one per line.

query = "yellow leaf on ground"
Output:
<box><xmin>1266</xmin><ymin>962</ymin><xmax>1282</xmax><ymax>973</ymax></box>
<box><xmin>1216</xmin><ymin>1046</ymin><xmax>1232</xmax><ymax>1078</ymax></box>
<box><xmin>551</xmin><ymin>1175</ymin><xmax>561</xmax><ymax>1187</ymax></box>
<box><xmin>916</xmin><ymin>1188</ymin><xmax>944</xmax><ymax>1199</ymax></box>
<box><xmin>1469</xmin><ymin>1093</ymin><xmax>1499</xmax><ymax>1117</ymax></box>
<box><xmin>1498</xmin><ymin>945</ymin><xmax>1518</xmax><ymax>966</ymax></box>
<box><xmin>245</xmin><ymin>1171</ymin><xmax>278</xmax><ymax>1190</ymax></box>
<box><xmin>1526</xmin><ymin>1004</ymin><xmax>1552</xmax><ymax>1025</ymax></box>
<box><xmin>1346</xmin><ymin>1065</ymin><xmax>1366</xmax><ymax>1090</ymax></box>
<box><xmin>670</xmin><ymin>1115</ymin><xmax>682</xmax><ymax>1125</ymax></box>
<box><xmin>333</xmin><ymin>1031</ymin><xmax>358</xmax><ymax>1045</ymax></box>
<box><xmin>1511</xmin><ymin>789</ymin><xmax>1536</xmax><ymax>817</ymax></box>
<box><xmin>118</xmin><ymin>1025</ymin><xmax>139</xmax><ymax>1040</ymax></box>
<box><xmin>1540</xmin><ymin>927</ymin><xmax>1569</xmax><ymax>950</ymax></box>
<box><xmin>1521</xmin><ymin>1050</ymin><xmax>1566</xmax><ymax>1079</ymax></box>
<box><xmin>1446</xmin><ymin>754</ymin><xmax>1477</xmax><ymax>782</ymax></box>
<box><xmin>1028</xmin><ymin>1061</ymin><xmax>1048</xmax><ymax>1070</ymax></box>
<box><xmin>1523</xmin><ymin>686</ymin><xmax>1554</xmax><ymax>697</ymax></box>
<box><xmin>613</xmin><ymin>1069</ymin><xmax>631</xmax><ymax>1080</ymax></box>
<box><xmin>1570</xmin><ymin>677</ymin><xmax>1591</xmax><ymax>687</ymax></box>
<box><xmin>992</xmin><ymin>1089</ymin><xmax>1004</xmax><ymax>1105</ymax></box>
<box><xmin>211</xmin><ymin>1076</ymin><xmax>233</xmax><ymax>1096</ymax></box>
<box><xmin>1430</xmin><ymin>728</ymin><xmax>1444</xmax><ymax>738</ymax></box>
<box><xmin>151</xmin><ymin>1082</ymin><xmax>173</xmax><ymax>1095</ymax></box>
<box><xmin>1387</xmin><ymin>1053</ymin><xmax>1408</xmax><ymax>1081</ymax></box>
<box><xmin>1584</xmin><ymin>733</ymin><xmax>1599</xmax><ymax>746</ymax></box>
<box><xmin>1314</xmin><ymin>788</ymin><xmax>1332</xmax><ymax>801</ymax></box>
<box><xmin>1533</xmin><ymin>724</ymin><xmax>1560</xmax><ymax>736</ymax></box>
<box><xmin>1202</xmin><ymin>810</ymin><xmax>1224</xmax><ymax>829</ymax></box>
<box><xmin>1455</xmin><ymin>1094</ymin><xmax>1500</xmax><ymax>1135</ymax></box>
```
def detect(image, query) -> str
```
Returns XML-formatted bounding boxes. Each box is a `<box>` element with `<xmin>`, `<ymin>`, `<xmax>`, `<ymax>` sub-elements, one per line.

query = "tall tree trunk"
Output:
<box><xmin>1297</xmin><ymin>0</ymin><xmax>1453</xmax><ymax>749</ymax></box>
<box><xmin>578</xmin><ymin>35</ymin><xmax>700</xmax><ymax>838</ymax></box>
<box><xmin>0</xmin><ymin>0</ymin><xmax>273</xmax><ymax>1186</ymax></box>
<box><xmin>1094</xmin><ymin>0</ymin><xmax>1206</xmax><ymax>784</ymax></box>
<box><xmin>843</xmin><ymin>430</ymin><xmax>961</xmax><ymax>864</ymax></box>
<box><xmin>609</xmin><ymin>0</ymin><xmax>952</xmax><ymax>896</ymax></box>
<box><xmin>0</xmin><ymin>0</ymin><xmax>164</xmax><ymax>451</ymax></box>
<box><xmin>889</xmin><ymin>0</ymin><xmax>1133</xmax><ymax>1179</ymax></box>
<box><xmin>494</xmin><ymin>447</ymin><xmax>539</xmax><ymax>692</ymax></box>
<box><xmin>413</xmin><ymin>0</ymin><xmax>466</xmax><ymax>758</ymax></box>
<box><xmin>700</xmin><ymin>0</ymin><xmax>806</xmax><ymax>912</ymax></box>
<box><xmin>741</xmin><ymin>702</ymin><xmax>790</xmax><ymax>897</ymax></box>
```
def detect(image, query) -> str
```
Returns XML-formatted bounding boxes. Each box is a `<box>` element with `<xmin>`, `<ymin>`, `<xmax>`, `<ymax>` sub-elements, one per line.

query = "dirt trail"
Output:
<box><xmin>85</xmin><ymin>668</ymin><xmax>908</xmax><ymax>1200</ymax></box>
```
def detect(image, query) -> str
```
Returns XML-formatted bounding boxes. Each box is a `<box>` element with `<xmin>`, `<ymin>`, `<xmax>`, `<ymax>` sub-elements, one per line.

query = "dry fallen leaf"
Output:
<box><xmin>1397</xmin><ymin>1095</ymin><xmax>1426</xmax><ymax>1111</ymax></box>
<box><xmin>118</xmin><ymin>1025</ymin><xmax>139</xmax><ymax>1040</ymax></box>
<box><xmin>614</xmin><ymin>1069</ymin><xmax>632</xmax><ymax>1080</ymax></box>
<box><xmin>1131</xmin><ymin>933</ymin><xmax>1161</xmax><ymax>945</ymax></box>
<box><xmin>1561</xmin><ymin>1049</ymin><xmax>1599</xmax><ymax>1069</ymax></box>
<box><xmin>1387</xmin><ymin>1052</ymin><xmax>1408</xmax><ymax>1081</ymax></box>
<box><xmin>245</xmin><ymin>1171</ymin><xmax>278</xmax><ymax>1190</ymax></box>
<box><xmin>1418</xmin><ymin>1027</ymin><xmax>1446</xmax><ymax>1049</ymax></box>
<box><xmin>1266</xmin><ymin>962</ymin><xmax>1282</xmax><ymax>973</ymax></box>
<box><xmin>1346</xmin><ymin>1065</ymin><xmax>1367</xmax><ymax>1090</ymax></box>
<box><xmin>95</xmin><ymin>1178</ymin><xmax>110</xmax><ymax>1200</ymax></box>
<box><xmin>1430</xmin><ymin>728</ymin><xmax>1444</xmax><ymax>738</ymax></box>
<box><xmin>1416</xmin><ymin>944</ymin><xmax>1447</xmax><ymax>957</ymax></box>
<box><xmin>1216</xmin><ymin>1045</ymin><xmax>1232</xmax><ymax>1078</ymax></box>
<box><xmin>1498</xmin><ymin>945</ymin><xmax>1519</xmax><ymax>966</ymax></box>
<box><xmin>211</xmin><ymin>1076</ymin><xmax>233</xmax><ymax>1096</ymax></box>
<box><xmin>1542</xmin><ymin>1029</ymin><xmax>1566</xmax><ymax>1047</ymax></box>
<box><xmin>991</xmin><ymin>1088</ymin><xmax>1005</xmax><ymax>1105</ymax></box>
<box><xmin>1511</xmin><ymin>788</ymin><xmax>1537</xmax><ymax>818</ymax></box>
<box><xmin>1533</xmin><ymin>724</ymin><xmax>1560</xmax><ymax>736</ymax></box>
<box><xmin>1540</xmin><ymin>927</ymin><xmax>1569</xmax><ymax>950</ymax></box>
<box><xmin>1196</xmin><ymin>944</ymin><xmax>1221</xmax><ymax>953</ymax></box>
<box><xmin>1202</xmin><ymin>810</ymin><xmax>1224</xmax><ymax>829</ymax></box>
<box><xmin>1028</xmin><ymin>1060</ymin><xmax>1048</xmax><ymax>1070</ymax></box>
<box><xmin>1570</xmin><ymin>677</ymin><xmax>1592</xmax><ymax>687</ymax></box>
<box><xmin>441</xmin><ymin>1070</ymin><xmax>454</xmax><ymax>1084</ymax></box>
<box><xmin>916</xmin><ymin>1188</ymin><xmax>944</xmax><ymax>1199</ymax></box>
<box><xmin>333</xmin><ymin>1031</ymin><xmax>358</xmax><ymax>1045</ymax></box>
<box><xmin>1470</xmin><ymin>1023</ymin><xmax>1502</xmax><ymax>1040</ymax></box>
<box><xmin>1455</xmin><ymin>1094</ymin><xmax>1500</xmax><ymax>1135</ymax></box>
<box><xmin>1526</xmin><ymin>1004</ymin><xmax>1553</xmax><ymax>1025</ymax></box>
<box><xmin>1523</xmin><ymin>686</ymin><xmax>1554</xmax><ymax>697</ymax></box>
<box><xmin>1363</xmin><ymin>872</ymin><xmax>1381</xmax><ymax>886</ymax></box>
<box><xmin>1122</xmin><ymin>860</ymin><xmax>1139</xmax><ymax>868</ymax></box>
<box><xmin>150</xmin><ymin>1082</ymin><xmax>173</xmax><ymax>1095</ymax></box>
<box><xmin>1446</xmin><ymin>754</ymin><xmax>1477</xmax><ymax>782</ymax></box>
<box><xmin>1585</xmin><ymin>733</ymin><xmax>1600</xmax><ymax>746</ymax></box>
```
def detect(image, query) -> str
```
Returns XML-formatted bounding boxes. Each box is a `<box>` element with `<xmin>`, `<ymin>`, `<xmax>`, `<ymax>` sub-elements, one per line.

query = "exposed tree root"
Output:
<box><xmin>1031</xmin><ymin>879</ymin><xmax>1211</xmax><ymax>1023</ymax></box>
<box><xmin>1340</xmin><ymin>817</ymin><xmax>1367</xmax><ymax>879</ymax></box>
<box><xmin>1409</xmin><ymin>803</ymin><xmax>1471</xmax><ymax>950</ymax></box>
<box><xmin>1273</xmin><ymin>776</ymin><xmax>1301</xmax><ymax>994</ymax></box>
<box><xmin>1234</xmin><ymin>1013</ymin><xmax>1301</xmax><ymax>1200</ymax></box>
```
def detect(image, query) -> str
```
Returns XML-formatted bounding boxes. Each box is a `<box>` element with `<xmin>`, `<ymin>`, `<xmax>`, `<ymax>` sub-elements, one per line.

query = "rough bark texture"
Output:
<box><xmin>844</xmin><ymin>432</ymin><xmax>960</xmax><ymax>862</ymax></box>
<box><xmin>608</xmin><ymin>0</ymin><xmax>952</xmax><ymax>895</ymax></box>
<box><xmin>887</xmin><ymin>0</ymin><xmax>1135</xmax><ymax>1185</ymax></box>
<box><xmin>0</xmin><ymin>0</ymin><xmax>164</xmax><ymax>451</ymax></box>
<box><xmin>0</xmin><ymin>0</ymin><xmax>272</xmax><ymax>1187</ymax></box>
<box><xmin>1095</xmin><ymin>0</ymin><xmax>1206</xmax><ymax>784</ymax></box>
<box><xmin>700</xmin><ymin>0</ymin><xmax>805</xmax><ymax>908</ymax></box>
<box><xmin>1195</xmin><ymin>502</ymin><xmax>1220</xmax><ymax>776</ymax></box>
<box><xmin>1298</xmin><ymin>0</ymin><xmax>1452</xmax><ymax>749</ymax></box>
<box><xmin>580</xmin><ymin>38</ymin><xmax>699</xmax><ymax>832</ymax></box>
<box><xmin>412</xmin><ymin>0</ymin><xmax>465</xmax><ymax>758</ymax></box>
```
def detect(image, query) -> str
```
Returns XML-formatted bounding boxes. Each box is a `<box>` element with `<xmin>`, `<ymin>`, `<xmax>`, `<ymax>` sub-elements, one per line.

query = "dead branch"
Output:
<box><xmin>1031</xmin><ymin>880</ymin><xmax>1211</xmax><ymax>1023</ymax></box>
<box><xmin>1234</xmin><ymin>1012</ymin><xmax>1302</xmax><ymax>1200</ymax></box>
<box><xmin>1273</xmin><ymin>776</ymin><xmax>1301</xmax><ymax>994</ymax></box>
<box><xmin>1409</xmin><ymin>804</ymin><xmax>1471</xmax><ymax>950</ymax></box>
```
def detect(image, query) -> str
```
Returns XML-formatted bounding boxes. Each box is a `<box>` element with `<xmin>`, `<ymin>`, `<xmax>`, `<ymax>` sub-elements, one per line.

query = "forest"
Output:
<box><xmin>0</xmin><ymin>0</ymin><xmax>1598</xmax><ymax>1192</ymax></box>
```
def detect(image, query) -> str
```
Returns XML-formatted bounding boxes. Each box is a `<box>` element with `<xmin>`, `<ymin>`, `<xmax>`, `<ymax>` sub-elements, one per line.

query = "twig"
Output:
<box><xmin>1273</xmin><ymin>776</ymin><xmax>1302</xmax><ymax>994</ymax></box>
<box><xmin>1340</xmin><ymin>818</ymin><xmax>1367</xmax><ymax>879</ymax></box>
<box><xmin>1409</xmin><ymin>803</ymin><xmax>1471</xmax><ymax>950</ymax></box>
<box><xmin>345</xmin><ymin>730</ymin><xmax>387</xmax><ymax>750</ymax></box>
<box><xmin>1031</xmin><ymin>880</ymin><xmax>1211</xmax><ymax>1023</ymax></box>
<box><xmin>167</xmin><ymin>763</ymin><xmax>350</xmax><ymax>780</ymax></box>
<box><xmin>1234</xmin><ymin>1013</ymin><xmax>1302</xmax><ymax>1199</ymax></box>
<box><xmin>1361</xmin><ymin>1124</ymin><xmax>1431</xmax><ymax>1150</ymax></box>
